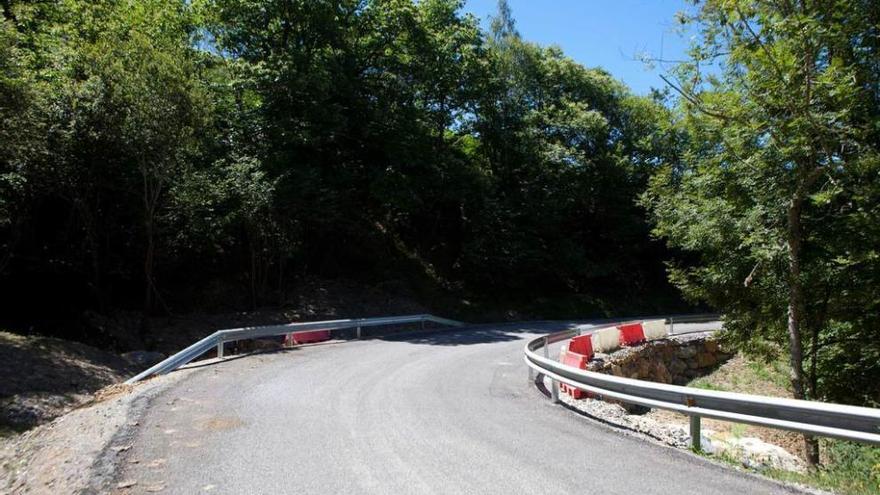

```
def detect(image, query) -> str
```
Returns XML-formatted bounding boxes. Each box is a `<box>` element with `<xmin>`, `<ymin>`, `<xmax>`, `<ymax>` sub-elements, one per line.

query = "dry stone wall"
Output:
<box><xmin>587</xmin><ymin>333</ymin><xmax>732</xmax><ymax>386</ymax></box>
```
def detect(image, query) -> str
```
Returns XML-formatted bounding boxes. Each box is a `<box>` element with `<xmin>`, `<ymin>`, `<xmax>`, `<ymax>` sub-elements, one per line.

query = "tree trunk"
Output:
<box><xmin>141</xmin><ymin>170</ymin><xmax>161</xmax><ymax>337</ymax></box>
<box><xmin>249</xmin><ymin>236</ymin><xmax>258</xmax><ymax>310</ymax></box>
<box><xmin>786</xmin><ymin>195</ymin><xmax>820</xmax><ymax>467</ymax></box>
<box><xmin>142</xmin><ymin>214</ymin><xmax>155</xmax><ymax>336</ymax></box>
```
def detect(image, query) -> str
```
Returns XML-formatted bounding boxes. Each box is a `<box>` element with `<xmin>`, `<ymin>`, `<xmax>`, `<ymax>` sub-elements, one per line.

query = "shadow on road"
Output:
<box><xmin>375</xmin><ymin>321</ymin><xmax>582</xmax><ymax>346</ymax></box>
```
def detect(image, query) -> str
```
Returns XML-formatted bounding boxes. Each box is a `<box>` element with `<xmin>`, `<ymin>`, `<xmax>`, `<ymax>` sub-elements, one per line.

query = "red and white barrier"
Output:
<box><xmin>568</xmin><ymin>334</ymin><xmax>593</xmax><ymax>357</ymax></box>
<box><xmin>618</xmin><ymin>322</ymin><xmax>646</xmax><ymax>346</ymax></box>
<box><xmin>559</xmin><ymin>350</ymin><xmax>591</xmax><ymax>399</ymax></box>
<box><xmin>560</xmin><ymin>319</ymin><xmax>670</xmax><ymax>398</ymax></box>
<box><xmin>284</xmin><ymin>329</ymin><xmax>331</xmax><ymax>345</ymax></box>
<box><xmin>642</xmin><ymin>319</ymin><xmax>667</xmax><ymax>341</ymax></box>
<box><xmin>591</xmin><ymin>326</ymin><xmax>620</xmax><ymax>353</ymax></box>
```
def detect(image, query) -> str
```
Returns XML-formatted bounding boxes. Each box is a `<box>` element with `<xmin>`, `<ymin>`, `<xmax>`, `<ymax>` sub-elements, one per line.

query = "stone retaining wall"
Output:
<box><xmin>587</xmin><ymin>333</ymin><xmax>732</xmax><ymax>386</ymax></box>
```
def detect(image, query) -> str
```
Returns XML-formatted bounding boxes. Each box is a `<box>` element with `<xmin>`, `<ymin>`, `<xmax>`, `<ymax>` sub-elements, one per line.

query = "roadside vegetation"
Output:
<box><xmin>1</xmin><ymin>0</ymin><xmax>879</xmax><ymax>482</ymax></box>
<box><xmin>683</xmin><ymin>351</ymin><xmax>879</xmax><ymax>494</ymax></box>
<box><xmin>0</xmin><ymin>0</ymin><xmax>682</xmax><ymax>341</ymax></box>
<box><xmin>641</xmin><ymin>0</ymin><xmax>880</xmax><ymax>467</ymax></box>
<box><xmin>766</xmin><ymin>440</ymin><xmax>880</xmax><ymax>495</ymax></box>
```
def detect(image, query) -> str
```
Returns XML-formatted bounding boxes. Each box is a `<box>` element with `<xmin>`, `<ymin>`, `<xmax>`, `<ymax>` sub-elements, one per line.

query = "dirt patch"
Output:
<box><xmin>0</xmin><ymin>332</ymin><xmax>135</xmax><ymax>434</ymax></box>
<box><xmin>94</xmin><ymin>384</ymin><xmax>137</xmax><ymax>404</ymax></box>
<box><xmin>0</xmin><ymin>372</ymin><xmax>185</xmax><ymax>494</ymax></box>
<box><xmin>197</xmin><ymin>416</ymin><xmax>244</xmax><ymax>432</ymax></box>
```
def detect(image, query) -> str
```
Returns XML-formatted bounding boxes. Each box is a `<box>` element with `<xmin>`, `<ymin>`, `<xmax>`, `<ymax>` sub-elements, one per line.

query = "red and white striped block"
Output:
<box><xmin>559</xmin><ymin>350</ymin><xmax>591</xmax><ymax>399</ymax></box>
<box><xmin>589</xmin><ymin>319</ymin><xmax>670</xmax><ymax>354</ymax></box>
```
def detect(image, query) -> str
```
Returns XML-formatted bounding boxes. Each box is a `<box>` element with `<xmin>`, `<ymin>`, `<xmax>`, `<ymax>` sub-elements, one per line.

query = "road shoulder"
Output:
<box><xmin>1</xmin><ymin>371</ymin><xmax>190</xmax><ymax>494</ymax></box>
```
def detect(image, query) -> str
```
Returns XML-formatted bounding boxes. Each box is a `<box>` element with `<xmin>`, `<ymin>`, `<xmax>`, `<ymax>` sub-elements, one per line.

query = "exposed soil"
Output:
<box><xmin>0</xmin><ymin>332</ymin><xmax>135</xmax><ymax>435</ymax></box>
<box><xmin>0</xmin><ymin>372</ymin><xmax>186</xmax><ymax>494</ymax></box>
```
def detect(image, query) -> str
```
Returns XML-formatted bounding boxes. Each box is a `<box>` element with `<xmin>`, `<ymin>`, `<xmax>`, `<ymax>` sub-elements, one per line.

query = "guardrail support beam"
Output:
<box><xmin>217</xmin><ymin>341</ymin><xmax>224</xmax><ymax>359</ymax></box>
<box><xmin>690</xmin><ymin>415</ymin><xmax>701</xmax><ymax>451</ymax></box>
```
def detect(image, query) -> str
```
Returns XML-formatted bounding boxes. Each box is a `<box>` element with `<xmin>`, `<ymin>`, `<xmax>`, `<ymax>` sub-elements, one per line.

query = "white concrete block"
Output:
<box><xmin>591</xmin><ymin>326</ymin><xmax>620</xmax><ymax>353</ymax></box>
<box><xmin>643</xmin><ymin>319</ymin><xmax>667</xmax><ymax>341</ymax></box>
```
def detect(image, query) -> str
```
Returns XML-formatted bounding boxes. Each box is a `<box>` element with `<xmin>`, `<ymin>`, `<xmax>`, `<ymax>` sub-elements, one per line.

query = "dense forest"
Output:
<box><xmin>2</xmin><ymin>0</ymin><xmax>880</xmax><ymax>437</ymax></box>
<box><xmin>0</xmin><ymin>0</ymin><xmax>682</xmax><ymax>333</ymax></box>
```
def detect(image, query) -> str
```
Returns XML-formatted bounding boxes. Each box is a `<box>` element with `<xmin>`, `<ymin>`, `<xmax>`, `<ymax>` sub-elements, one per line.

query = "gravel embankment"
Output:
<box><xmin>0</xmin><ymin>373</ymin><xmax>186</xmax><ymax>494</ymax></box>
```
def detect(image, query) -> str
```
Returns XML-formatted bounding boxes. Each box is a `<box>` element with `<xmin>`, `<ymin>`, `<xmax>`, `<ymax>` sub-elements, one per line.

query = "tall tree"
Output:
<box><xmin>644</xmin><ymin>0</ymin><xmax>880</xmax><ymax>465</ymax></box>
<box><xmin>466</xmin><ymin>0</ymin><xmax>675</xmax><ymax>307</ymax></box>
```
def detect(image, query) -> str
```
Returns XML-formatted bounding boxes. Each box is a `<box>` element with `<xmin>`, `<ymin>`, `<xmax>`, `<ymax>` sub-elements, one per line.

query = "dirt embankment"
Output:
<box><xmin>0</xmin><ymin>332</ymin><xmax>135</xmax><ymax>435</ymax></box>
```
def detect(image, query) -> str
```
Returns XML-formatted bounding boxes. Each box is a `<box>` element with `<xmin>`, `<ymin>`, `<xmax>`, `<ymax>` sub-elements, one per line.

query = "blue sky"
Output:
<box><xmin>462</xmin><ymin>0</ymin><xmax>695</xmax><ymax>95</ymax></box>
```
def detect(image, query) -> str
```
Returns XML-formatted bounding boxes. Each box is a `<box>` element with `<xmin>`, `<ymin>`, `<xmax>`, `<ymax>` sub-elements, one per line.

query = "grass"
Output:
<box><xmin>690</xmin><ymin>379</ymin><xmax>727</xmax><ymax>392</ymax></box>
<box><xmin>757</xmin><ymin>441</ymin><xmax>880</xmax><ymax>495</ymax></box>
<box><xmin>745</xmin><ymin>359</ymin><xmax>792</xmax><ymax>391</ymax></box>
<box><xmin>729</xmin><ymin>423</ymin><xmax>747</xmax><ymax>439</ymax></box>
<box><xmin>698</xmin><ymin>439</ymin><xmax>880</xmax><ymax>495</ymax></box>
<box><xmin>688</xmin><ymin>353</ymin><xmax>880</xmax><ymax>495</ymax></box>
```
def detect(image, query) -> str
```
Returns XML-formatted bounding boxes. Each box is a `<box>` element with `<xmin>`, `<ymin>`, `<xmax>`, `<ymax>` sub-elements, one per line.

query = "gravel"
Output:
<box><xmin>0</xmin><ymin>372</ymin><xmax>187</xmax><ymax>494</ymax></box>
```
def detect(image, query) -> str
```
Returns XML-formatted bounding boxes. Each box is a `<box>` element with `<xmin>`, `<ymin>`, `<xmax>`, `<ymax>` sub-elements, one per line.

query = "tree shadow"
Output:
<box><xmin>0</xmin><ymin>333</ymin><xmax>132</xmax><ymax>429</ymax></box>
<box><xmin>374</xmin><ymin>321</ymin><xmax>583</xmax><ymax>346</ymax></box>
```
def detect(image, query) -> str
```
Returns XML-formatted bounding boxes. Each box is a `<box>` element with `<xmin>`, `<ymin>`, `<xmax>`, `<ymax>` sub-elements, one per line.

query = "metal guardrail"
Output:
<box><xmin>126</xmin><ymin>314</ymin><xmax>462</xmax><ymax>384</ymax></box>
<box><xmin>524</xmin><ymin>316</ymin><xmax>880</xmax><ymax>448</ymax></box>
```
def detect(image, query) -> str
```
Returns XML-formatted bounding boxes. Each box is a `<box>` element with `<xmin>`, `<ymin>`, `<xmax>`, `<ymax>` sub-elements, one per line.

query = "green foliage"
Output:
<box><xmin>642</xmin><ymin>0</ymin><xmax>880</xmax><ymax>408</ymax></box>
<box><xmin>765</xmin><ymin>440</ymin><xmax>880</xmax><ymax>495</ymax></box>
<box><xmin>0</xmin><ymin>0</ymin><xmax>682</xmax><ymax>341</ymax></box>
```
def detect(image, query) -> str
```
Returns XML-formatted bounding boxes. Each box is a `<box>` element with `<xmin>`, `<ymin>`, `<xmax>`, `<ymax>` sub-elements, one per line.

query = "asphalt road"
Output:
<box><xmin>116</xmin><ymin>322</ymin><xmax>795</xmax><ymax>494</ymax></box>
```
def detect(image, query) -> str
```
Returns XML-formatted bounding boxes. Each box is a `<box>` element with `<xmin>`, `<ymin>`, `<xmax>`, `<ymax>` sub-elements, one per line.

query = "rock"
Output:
<box><xmin>709</xmin><ymin>435</ymin><xmax>806</xmax><ymax>473</ymax></box>
<box><xmin>251</xmin><ymin>338</ymin><xmax>283</xmax><ymax>351</ymax></box>
<box><xmin>696</xmin><ymin>352</ymin><xmax>717</xmax><ymax>368</ymax></box>
<box><xmin>121</xmin><ymin>351</ymin><xmax>166</xmax><ymax>369</ymax></box>
<box><xmin>704</xmin><ymin>340</ymin><xmax>719</xmax><ymax>353</ymax></box>
<box><xmin>652</xmin><ymin>362</ymin><xmax>672</xmax><ymax>383</ymax></box>
<box><xmin>695</xmin><ymin>434</ymin><xmax>718</xmax><ymax>454</ymax></box>
<box><xmin>668</xmin><ymin>358</ymin><xmax>687</xmax><ymax>375</ymax></box>
<box><xmin>676</xmin><ymin>345</ymin><xmax>698</xmax><ymax>359</ymax></box>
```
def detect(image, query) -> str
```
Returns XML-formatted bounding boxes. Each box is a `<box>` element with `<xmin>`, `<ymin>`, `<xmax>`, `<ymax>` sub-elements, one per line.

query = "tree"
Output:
<box><xmin>0</xmin><ymin>0</ymin><xmax>685</xmax><ymax>346</ymax></box>
<box><xmin>78</xmin><ymin>1</ymin><xmax>207</xmax><ymax>327</ymax></box>
<box><xmin>463</xmin><ymin>0</ymin><xmax>675</xmax><ymax>308</ymax></box>
<box><xmin>644</xmin><ymin>0</ymin><xmax>880</xmax><ymax>465</ymax></box>
<box><xmin>0</xmin><ymin>9</ymin><xmax>39</xmax><ymax>274</ymax></box>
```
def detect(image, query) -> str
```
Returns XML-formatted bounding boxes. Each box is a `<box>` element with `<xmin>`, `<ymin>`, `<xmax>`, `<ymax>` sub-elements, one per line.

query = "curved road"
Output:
<box><xmin>116</xmin><ymin>323</ymin><xmax>796</xmax><ymax>494</ymax></box>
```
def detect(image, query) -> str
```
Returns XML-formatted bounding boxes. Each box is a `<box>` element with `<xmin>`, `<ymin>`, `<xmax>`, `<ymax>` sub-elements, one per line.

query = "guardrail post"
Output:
<box><xmin>542</xmin><ymin>336</ymin><xmax>561</xmax><ymax>403</ymax></box>
<box><xmin>690</xmin><ymin>415</ymin><xmax>701</xmax><ymax>451</ymax></box>
<box><xmin>356</xmin><ymin>325</ymin><xmax>361</xmax><ymax>339</ymax></box>
<box><xmin>216</xmin><ymin>341</ymin><xmax>224</xmax><ymax>359</ymax></box>
<box><xmin>668</xmin><ymin>317</ymin><xmax>674</xmax><ymax>335</ymax></box>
